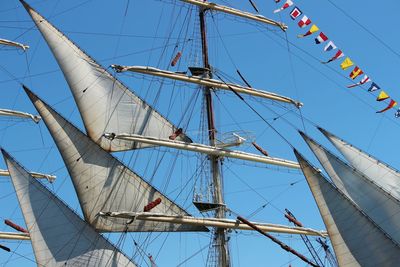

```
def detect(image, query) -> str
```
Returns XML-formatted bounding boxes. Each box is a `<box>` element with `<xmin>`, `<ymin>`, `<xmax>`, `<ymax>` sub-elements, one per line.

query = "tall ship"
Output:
<box><xmin>0</xmin><ymin>1</ymin><xmax>399</xmax><ymax>266</ymax></box>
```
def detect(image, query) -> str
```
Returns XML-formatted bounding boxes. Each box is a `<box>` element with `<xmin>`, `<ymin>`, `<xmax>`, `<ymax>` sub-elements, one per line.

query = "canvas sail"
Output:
<box><xmin>20</xmin><ymin>0</ymin><xmax>190</xmax><ymax>152</ymax></box>
<box><xmin>2</xmin><ymin>149</ymin><xmax>137</xmax><ymax>267</ymax></box>
<box><xmin>294</xmin><ymin>150</ymin><xmax>400</xmax><ymax>267</ymax></box>
<box><xmin>300</xmin><ymin>132</ymin><xmax>400</xmax><ymax>243</ymax></box>
<box><xmin>24</xmin><ymin>86</ymin><xmax>206</xmax><ymax>233</ymax></box>
<box><xmin>319</xmin><ymin>127</ymin><xmax>400</xmax><ymax>200</ymax></box>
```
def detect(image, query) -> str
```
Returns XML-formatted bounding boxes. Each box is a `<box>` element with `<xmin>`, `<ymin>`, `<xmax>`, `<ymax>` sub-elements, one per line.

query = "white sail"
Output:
<box><xmin>300</xmin><ymin>131</ymin><xmax>400</xmax><ymax>244</ymax></box>
<box><xmin>294</xmin><ymin>150</ymin><xmax>400</xmax><ymax>267</ymax></box>
<box><xmin>2</xmin><ymin>149</ymin><xmax>137</xmax><ymax>267</ymax></box>
<box><xmin>319</xmin><ymin>127</ymin><xmax>400</xmax><ymax>200</ymax></box>
<box><xmin>0</xmin><ymin>38</ymin><xmax>29</xmax><ymax>50</ymax></box>
<box><xmin>21</xmin><ymin>0</ymin><xmax>190</xmax><ymax>152</ymax></box>
<box><xmin>24</xmin><ymin>86</ymin><xmax>207</xmax><ymax>233</ymax></box>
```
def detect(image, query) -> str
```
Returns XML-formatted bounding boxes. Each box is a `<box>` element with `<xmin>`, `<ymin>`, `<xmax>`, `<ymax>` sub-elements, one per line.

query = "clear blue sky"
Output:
<box><xmin>0</xmin><ymin>0</ymin><xmax>400</xmax><ymax>266</ymax></box>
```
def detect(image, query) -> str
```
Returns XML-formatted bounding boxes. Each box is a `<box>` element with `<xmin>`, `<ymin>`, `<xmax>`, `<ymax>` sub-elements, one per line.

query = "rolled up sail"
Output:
<box><xmin>294</xmin><ymin>150</ymin><xmax>400</xmax><ymax>267</ymax></box>
<box><xmin>20</xmin><ymin>0</ymin><xmax>190</xmax><ymax>152</ymax></box>
<box><xmin>319</xmin><ymin>127</ymin><xmax>400</xmax><ymax>200</ymax></box>
<box><xmin>24</xmin><ymin>86</ymin><xmax>206</xmax><ymax>233</ymax></box>
<box><xmin>300</xmin><ymin>131</ymin><xmax>400</xmax><ymax>244</ymax></box>
<box><xmin>2</xmin><ymin>149</ymin><xmax>137</xmax><ymax>267</ymax></box>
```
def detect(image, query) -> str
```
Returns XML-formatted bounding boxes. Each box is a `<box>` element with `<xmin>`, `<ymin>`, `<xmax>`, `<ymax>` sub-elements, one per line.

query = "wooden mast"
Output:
<box><xmin>199</xmin><ymin>8</ymin><xmax>230</xmax><ymax>267</ymax></box>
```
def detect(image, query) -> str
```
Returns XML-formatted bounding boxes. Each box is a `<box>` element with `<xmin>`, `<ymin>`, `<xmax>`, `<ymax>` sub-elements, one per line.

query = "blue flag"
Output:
<box><xmin>368</xmin><ymin>82</ymin><xmax>381</xmax><ymax>92</ymax></box>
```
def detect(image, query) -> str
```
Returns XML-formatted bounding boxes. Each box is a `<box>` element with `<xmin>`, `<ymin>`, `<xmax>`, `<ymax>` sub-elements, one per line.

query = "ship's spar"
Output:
<box><xmin>5</xmin><ymin>1</ymin><xmax>400</xmax><ymax>266</ymax></box>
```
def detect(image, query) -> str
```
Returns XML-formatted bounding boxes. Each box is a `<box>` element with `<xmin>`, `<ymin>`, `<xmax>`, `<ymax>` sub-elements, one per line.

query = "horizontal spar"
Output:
<box><xmin>99</xmin><ymin>212</ymin><xmax>327</xmax><ymax>237</ymax></box>
<box><xmin>0</xmin><ymin>109</ymin><xmax>41</xmax><ymax>123</ymax></box>
<box><xmin>0</xmin><ymin>169</ymin><xmax>56</xmax><ymax>182</ymax></box>
<box><xmin>0</xmin><ymin>38</ymin><xmax>29</xmax><ymax>51</ymax></box>
<box><xmin>111</xmin><ymin>65</ymin><xmax>302</xmax><ymax>108</ymax></box>
<box><xmin>180</xmin><ymin>0</ymin><xmax>287</xmax><ymax>31</ymax></box>
<box><xmin>0</xmin><ymin>232</ymin><xmax>30</xmax><ymax>241</ymax></box>
<box><xmin>104</xmin><ymin>133</ymin><xmax>300</xmax><ymax>169</ymax></box>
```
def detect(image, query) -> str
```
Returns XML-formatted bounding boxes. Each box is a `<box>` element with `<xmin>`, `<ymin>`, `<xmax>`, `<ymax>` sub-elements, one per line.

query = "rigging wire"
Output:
<box><xmin>325</xmin><ymin>0</ymin><xmax>400</xmax><ymax>60</ymax></box>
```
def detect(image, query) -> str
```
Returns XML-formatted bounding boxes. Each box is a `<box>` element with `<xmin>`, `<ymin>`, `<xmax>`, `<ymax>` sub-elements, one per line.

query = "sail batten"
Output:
<box><xmin>300</xmin><ymin>131</ymin><xmax>400</xmax><ymax>244</ymax></box>
<box><xmin>180</xmin><ymin>0</ymin><xmax>287</xmax><ymax>30</ymax></box>
<box><xmin>112</xmin><ymin>65</ymin><xmax>302</xmax><ymax>107</ymax></box>
<box><xmin>107</xmin><ymin>133</ymin><xmax>300</xmax><ymax>169</ymax></box>
<box><xmin>21</xmin><ymin>0</ymin><xmax>189</xmax><ymax>152</ymax></box>
<box><xmin>24</xmin><ymin>86</ymin><xmax>206</xmax><ymax>233</ymax></box>
<box><xmin>294</xmin><ymin>150</ymin><xmax>400</xmax><ymax>267</ymax></box>
<box><xmin>2</xmin><ymin>149</ymin><xmax>137</xmax><ymax>266</ymax></box>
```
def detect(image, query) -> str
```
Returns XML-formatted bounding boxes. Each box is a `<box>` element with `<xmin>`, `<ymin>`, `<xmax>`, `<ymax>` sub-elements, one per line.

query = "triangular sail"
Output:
<box><xmin>319</xmin><ymin>127</ymin><xmax>400</xmax><ymax>200</ymax></box>
<box><xmin>2</xmin><ymin>149</ymin><xmax>137</xmax><ymax>267</ymax></box>
<box><xmin>300</xmin><ymin>132</ymin><xmax>400</xmax><ymax>243</ymax></box>
<box><xmin>20</xmin><ymin>0</ymin><xmax>190</xmax><ymax>152</ymax></box>
<box><xmin>294</xmin><ymin>150</ymin><xmax>400</xmax><ymax>267</ymax></box>
<box><xmin>24</xmin><ymin>86</ymin><xmax>206</xmax><ymax>233</ymax></box>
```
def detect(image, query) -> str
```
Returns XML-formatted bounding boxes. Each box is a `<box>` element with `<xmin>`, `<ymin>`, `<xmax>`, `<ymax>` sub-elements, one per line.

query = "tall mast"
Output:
<box><xmin>199</xmin><ymin>8</ymin><xmax>230</xmax><ymax>267</ymax></box>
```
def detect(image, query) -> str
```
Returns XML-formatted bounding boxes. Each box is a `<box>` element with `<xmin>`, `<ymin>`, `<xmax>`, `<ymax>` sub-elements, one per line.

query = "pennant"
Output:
<box><xmin>290</xmin><ymin>7</ymin><xmax>302</xmax><ymax>20</ymax></box>
<box><xmin>273</xmin><ymin>0</ymin><xmax>293</xmax><ymax>13</ymax></box>
<box><xmin>340</xmin><ymin>57</ymin><xmax>354</xmax><ymax>70</ymax></box>
<box><xmin>377</xmin><ymin>99</ymin><xmax>397</xmax><ymax>113</ymax></box>
<box><xmin>298</xmin><ymin>15</ymin><xmax>311</xmax><ymax>28</ymax></box>
<box><xmin>349</xmin><ymin>66</ymin><xmax>363</xmax><ymax>80</ymax></box>
<box><xmin>368</xmin><ymin>82</ymin><xmax>381</xmax><ymax>92</ymax></box>
<box><xmin>324</xmin><ymin>41</ymin><xmax>337</xmax><ymax>52</ymax></box>
<box><xmin>377</xmin><ymin>91</ymin><xmax>389</xmax><ymax>101</ymax></box>
<box><xmin>315</xmin><ymin>32</ymin><xmax>328</xmax><ymax>44</ymax></box>
<box><xmin>297</xmin><ymin>24</ymin><xmax>319</xmax><ymax>38</ymax></box>
<box><xmin>322</xmin><ymin>50</ymin><xmax>344</xmax><ymax>64</ymax></box>
<box><xmin>347</xmin><ymin>75</ymin><xmax>371</xmax><ymax>88</ymax></box>
<box><xmin>395</xmin><ymin>108</ymin><xmax>400</xmax><ymax>118</ymax></box>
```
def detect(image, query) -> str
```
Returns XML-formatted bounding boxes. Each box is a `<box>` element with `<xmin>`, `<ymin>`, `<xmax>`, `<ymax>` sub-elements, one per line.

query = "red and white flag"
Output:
<box><xmin>322</xmin><ymin>50</ymin><xmax>344</xmax><ymax>64</ymax></box>
<box><xmin>290</xmin><ymin>7</ymin><xmax>302</xmax><ymax>20</ymax></box>
<box><xmin>315</xmin><ymin>32</ymin><xmax>328</xmax><ymax>44</ymax></box>
<box><xmin>347</xmin><ymin>75</ymin><xmax>371</xmax><ymax>88</ymax></box>
<box><xmin>273</xmin><ymin>0</ymin><xmax>293</xmax><ymax>13</ymax></box>
<box><xmin>298</xmin><ymin>15</ymin><xmax>311</xmax><ymax>28</ymax></box>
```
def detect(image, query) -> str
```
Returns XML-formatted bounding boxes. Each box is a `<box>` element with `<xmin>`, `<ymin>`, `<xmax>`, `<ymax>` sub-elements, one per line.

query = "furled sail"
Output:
<box><xmin>111</xmin><ymin>65</ymin><xmax>303</xmax><ymax>107</ymax></box>
<box><xmin>300</xmin><ymin>131</ymin><xmax>400</xmax><ymax>244</ymax></box>
<box><xmin>2</xmin><ymin>149</ymin><xmax>137</xmax><ymax>267</ymax></box>
<box><xmin>24</xmin><ymin>86</ymin><xmax>207</xmax><ymax>233</ymax></box>
<box><xmin>20</xmin><ymin>0</ymin><xmax>190</xmax><ymax>152</ymax></box>
<box><xmin>294</xmin><ymin>150</ymin><xmax>400</xmax><ymax>267</ymax></box>
<box><xmin>180</xmin><ymin>0</ymin><xmax>287</xmax><ymax>30</ymax></box>
<box><xmin>0</xmin><ymin>38</ymin><xmax>29</xmax><ymax>50</ymax></box>
<box><xmin>319</xmin><ymin>127</ymin><xmax>400</xmax><ymax>200</ymax></box>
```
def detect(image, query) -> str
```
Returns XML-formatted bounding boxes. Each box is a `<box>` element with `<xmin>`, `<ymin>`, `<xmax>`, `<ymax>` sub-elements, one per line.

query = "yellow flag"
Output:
<box><xmin>297</xmin><ymin>24</ymin><xmax>319</xmax><ymax>38</ymax></box>
<box><xmin>309</xmin><ymin>25</ymin><xmax>319</xmax><ymax>34</ymax></box>
<box><xmin>340</xmin><ymin>57</ymin><xmax>354</xmax><ymax>70</ymax></box>
<box><xmin>377</xmin><ymin>91</ymin><xmax>389</xmax><ymax>101</ymax></box>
